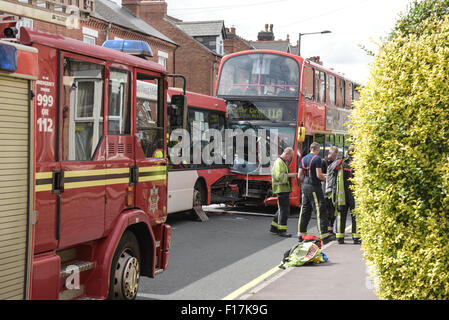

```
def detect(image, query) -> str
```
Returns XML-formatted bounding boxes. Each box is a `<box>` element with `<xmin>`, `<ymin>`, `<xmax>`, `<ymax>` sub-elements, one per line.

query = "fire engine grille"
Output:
<box><xmin>0</xmin><ymin>75</ymin><xmax>32</xmax><ymax>300</ymax></box>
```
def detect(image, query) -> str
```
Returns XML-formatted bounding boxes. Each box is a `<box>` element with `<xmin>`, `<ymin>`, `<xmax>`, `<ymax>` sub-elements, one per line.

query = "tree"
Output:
<box><xmin>350</xmin><ymin>0</ymin><xmax>449</xmax><ymax>299</ymax></box>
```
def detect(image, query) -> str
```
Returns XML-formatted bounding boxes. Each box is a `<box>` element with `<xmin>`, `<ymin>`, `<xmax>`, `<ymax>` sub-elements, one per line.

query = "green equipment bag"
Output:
<box><xmin>279</xmin><ymin>242</ymin><xmax>327</xmax><ymax>269</ymax></box>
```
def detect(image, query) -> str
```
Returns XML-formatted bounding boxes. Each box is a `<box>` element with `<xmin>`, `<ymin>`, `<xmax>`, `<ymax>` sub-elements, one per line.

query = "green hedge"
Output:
<box><xmin>350</xmin><ymin>13</ymin><xmax>449</xmax><ymax>299</ymax></box>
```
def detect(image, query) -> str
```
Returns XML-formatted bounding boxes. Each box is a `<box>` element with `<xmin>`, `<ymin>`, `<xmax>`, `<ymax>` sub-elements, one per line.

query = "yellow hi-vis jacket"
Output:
<box><xmin>271</xmin><ymin>157</ymin><xmax>291</xmax><ymax>194</ymax></box>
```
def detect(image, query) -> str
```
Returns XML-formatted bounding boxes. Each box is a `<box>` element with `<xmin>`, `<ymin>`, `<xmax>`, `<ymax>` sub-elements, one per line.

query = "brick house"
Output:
<box><xmin>2</xmin><ymin>0</ymin><xmax>178</xmax><ymax>73</ymax></box>
<box><xmin>224</xmin><ymin>26</ymin><xmax>254</xmax><ymax>54</ymax></box>
<box><xmin>250</xmin><ymin>24</ymin><xmax>292</xmax><ymax>53</ymax></box>
<box><xmin>122</xmin><ymin>0</ymin><xmax>225</xmax><ymax>95</ymax></box>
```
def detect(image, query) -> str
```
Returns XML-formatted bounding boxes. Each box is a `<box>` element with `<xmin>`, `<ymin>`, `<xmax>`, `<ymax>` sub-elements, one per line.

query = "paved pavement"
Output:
<box><xmin>236</xmin><ymin>232</ymin><xmax>378</xmax><ymax>300</ymax></box>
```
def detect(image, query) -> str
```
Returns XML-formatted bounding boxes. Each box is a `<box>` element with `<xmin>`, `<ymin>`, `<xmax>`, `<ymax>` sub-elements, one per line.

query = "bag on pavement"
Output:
<box><xmin>280</xmin><ymin>241</ymin><xmax>327</xmax><ymax>269</ymax></box>
<box><xmin>300</xmin><ymin>234</ymin><xmax>322</xmax><ymax>248</ymax></box>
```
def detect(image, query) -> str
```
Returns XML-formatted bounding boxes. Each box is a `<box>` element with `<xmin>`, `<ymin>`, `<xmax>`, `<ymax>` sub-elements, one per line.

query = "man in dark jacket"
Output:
<box><xmin>297</xmin><ymin>142</ymin><xmax>336</xmax><ymax>245</ymax></box>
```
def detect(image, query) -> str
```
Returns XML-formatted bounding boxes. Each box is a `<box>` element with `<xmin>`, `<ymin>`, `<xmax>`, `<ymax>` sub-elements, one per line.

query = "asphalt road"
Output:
<box><xmin>137</xmin><ymin>205</ymin><xmax>322</xmax><ymax>300</ymax></box>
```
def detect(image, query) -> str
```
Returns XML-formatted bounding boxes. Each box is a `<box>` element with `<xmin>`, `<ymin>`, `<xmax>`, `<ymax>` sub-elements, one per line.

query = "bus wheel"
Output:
<box><xmin>193</xmin><ymin>181</ymin><xmax>204</xmax><ymax>207</ymax></box>
<box><xmin>108</xmin><ymin>231</ymin><xmax>141</xmax><ymax>300</ymax></box>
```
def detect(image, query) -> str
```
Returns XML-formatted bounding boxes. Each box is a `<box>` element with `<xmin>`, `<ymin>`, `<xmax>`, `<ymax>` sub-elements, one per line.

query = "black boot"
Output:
<box><xmin>322</xmin><ymin>233</ymin><xmax>336</xmax><ymax>245</ymax></box>
<box><xmin>278</xmin><ymin>231</ymin><xmax>292</xmax><ymax>238</ymax></box>
<box><xmin>269</xmin><ymin>226</ymin><xmax>278</xmax><ymax>234</ymax></box>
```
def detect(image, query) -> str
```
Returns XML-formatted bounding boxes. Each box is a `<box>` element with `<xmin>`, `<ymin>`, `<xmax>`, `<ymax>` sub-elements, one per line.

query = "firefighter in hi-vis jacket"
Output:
<box><xmin>335</xmin><ymin>146</ymin><xmax>361</xmax><ymax>244</ymax></box>
<box><xmin>269</xmin><ymin>147</ymin><xmax>297</xmax><ymax>237</ymax></box>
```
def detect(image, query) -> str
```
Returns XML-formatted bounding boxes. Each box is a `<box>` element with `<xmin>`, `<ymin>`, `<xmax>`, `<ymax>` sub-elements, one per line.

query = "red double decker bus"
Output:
<box><xmin>215</xmin><ymin>50</ymin><xmax>360</xmax><ymax>207</ymax></box>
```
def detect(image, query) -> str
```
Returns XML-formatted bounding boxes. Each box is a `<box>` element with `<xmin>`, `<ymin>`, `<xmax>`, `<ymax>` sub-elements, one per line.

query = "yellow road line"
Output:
<box><xmin>222</xmin><ymin>224</ymin><xmax>354</xmax><ymax>300</ymax></box>
<box><xmin>222</xmin><ymin>265</ymin><xmax>281</xmax><ymax>300</ymax></box>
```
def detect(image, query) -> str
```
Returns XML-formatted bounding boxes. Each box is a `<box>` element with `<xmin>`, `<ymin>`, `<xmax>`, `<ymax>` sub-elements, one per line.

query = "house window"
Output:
<box><xmin>83</xmin><ymin>35</ymin><xmax>96</xmax><ymax>45</ymax></box>
<box><xmin>216</xmin><ymin>37</ymin><xmax>224</xmax><ymax>55</ymax></box>
<box><xmin>82</xmin><ymin>27</ymin><xmax>98</xmax><ymax>45</ymax></box>
<box><xmin>158</xmin><ymin>50</ymin><xmax>168</xmax><ymax>69</ymax></box>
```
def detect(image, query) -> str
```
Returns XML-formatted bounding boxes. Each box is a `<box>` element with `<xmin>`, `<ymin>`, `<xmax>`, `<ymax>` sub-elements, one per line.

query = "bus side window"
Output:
<box><xmin>303</xmin><ymin>65</ymin><xmax>314</xmax><ymax>100</ymax></box>
<box><xmin>329</xmin><ymin>75</ymin><xmax>336</xmax><ymax>105</ymax></box>
<box><xmin>325</xmin><ymin>134</ymin><xmax>335</xmax><ymax>157</ymax></box>
<box><xmin>314</xmin><ymin>133</ymin><xmax>325</xmax><ymax>158</ymax></box>
<box><xmin>336</xmin><ymin>134</ymin><xmax>344</xmax><ymax>158</ymax></box>
<box><xmin>62</xmin><ymin>57</ymin><xmax>104</xmax><ymax>161</ymax></box>
<box><xmin>302</xmin><ymin>135</ymin><xmax>313</xmax><ymax>157</ymax></box>
<box><xmin>319</xmin><ymin>71</ymin><xmax>326</xmax><ymax>104</ymax></box>
<box><xmin>344</xmin><ymin>135</ymin><xmax>352</xmax><ymax>157</ymax></box>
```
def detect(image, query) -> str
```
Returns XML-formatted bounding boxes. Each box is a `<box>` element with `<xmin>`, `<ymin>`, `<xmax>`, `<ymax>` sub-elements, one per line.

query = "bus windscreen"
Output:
<box><xmin>217</xmin><ymin>53</ymin><xmax>300</xmax><ymax>98</ymax></box>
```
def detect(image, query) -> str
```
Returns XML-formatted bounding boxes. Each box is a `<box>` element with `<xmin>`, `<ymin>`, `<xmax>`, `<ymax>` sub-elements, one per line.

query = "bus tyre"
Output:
<box><xmin>189</xmin><ymin>181</ymin><xmax>204</xmax><ymax>220</ymax></box>
<box><xmin>193</xmin><ymin>181</ymin><xmax>203</xmax><ymax>207</ymax></box>
<box><xmin>108</xmin><ymin>231</ymin><xmax>141</xmax><ymax>300</ymax></box>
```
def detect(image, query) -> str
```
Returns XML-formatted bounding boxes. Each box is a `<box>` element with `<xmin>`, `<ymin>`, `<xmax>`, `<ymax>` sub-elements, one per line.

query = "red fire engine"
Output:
<box><xmin>0</xmin><ymin>27</ymin><xmax>180</xmax><ymax>300</ymax></box>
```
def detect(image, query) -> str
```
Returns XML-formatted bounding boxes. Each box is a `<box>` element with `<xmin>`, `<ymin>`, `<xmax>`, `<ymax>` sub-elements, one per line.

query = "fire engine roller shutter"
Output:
<box><xmin>0</xmin><ymin>74</ymin><xmax>32</xmax><ymax>300</ymax></box>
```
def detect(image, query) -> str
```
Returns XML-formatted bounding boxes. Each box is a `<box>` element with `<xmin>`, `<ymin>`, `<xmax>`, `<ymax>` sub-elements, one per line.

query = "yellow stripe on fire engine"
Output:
<box><xmin>35</xmin><ymin>171</ymin><xmax>53</xmax><ymax>192</ymax></box>
<box><xmin>34</xmin><ymin>167</ymin><xmax>166</xmax><ymax>192</ymax></box>
<box><xmin>63</xmin><ymin>168</ymin><xmax>130</xmax><ymax>177</ymax></box>
<box><xmin>35</xmin><ymin>172</ymin><xmax>53</xmax><ymax>179</ymax></box>
<box><xmin>139</xmin><ymin>175</ymin><xmax>167</xmax><ymax>182</ymax></box>
<box><xmin>139</xmin><ymin>166</ymin><xmax>167</xmax><ymax>173</ymax></box>
<box><xmin>139</xmin><ymin>165</ymin><xmax>167</xmax><ymax>182</ymax></box>
<box><xmin>64</xmin><ymin>180</ymin><xmax>106</xmax><ymax>190</ymax></box>
<box><xmin>35</xmin><ymin>184</ymin><xmax>53</xmax><ymax>192</ymax></box>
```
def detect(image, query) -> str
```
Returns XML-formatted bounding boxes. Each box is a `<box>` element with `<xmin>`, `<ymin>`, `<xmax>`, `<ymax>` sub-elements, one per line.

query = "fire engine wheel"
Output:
<box><xmin>108</xmin><ymin>231</ymin><xmax>141</xmax><ymax>300</ymax></box>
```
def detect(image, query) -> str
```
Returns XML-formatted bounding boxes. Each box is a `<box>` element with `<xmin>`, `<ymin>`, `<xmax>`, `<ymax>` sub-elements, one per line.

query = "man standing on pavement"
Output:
<box><xmin>269</xmin><ymin>147</ymin><xmax>297</xmax><ymax>237</ymax></box>
<box><xmin>322</xmin><ymin>146</ymin><xmax>339</xmax><ymax>236</ymax></box>
<box><xmin>297</xmin><ymin>142</ymin><xmax>336</xmax><ymax>244</ymax></box>
<box><xmin>336</xmin><ymin>146</ymin><xmax>361</xmax><ymax>244</ymax></box>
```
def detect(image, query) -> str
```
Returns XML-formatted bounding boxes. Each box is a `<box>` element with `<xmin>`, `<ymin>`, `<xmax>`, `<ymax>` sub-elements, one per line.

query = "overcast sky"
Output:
<box><xmin>165</xmin><ymin>0</ymin><xmax>413</xmax><ymax>85</ymax></box>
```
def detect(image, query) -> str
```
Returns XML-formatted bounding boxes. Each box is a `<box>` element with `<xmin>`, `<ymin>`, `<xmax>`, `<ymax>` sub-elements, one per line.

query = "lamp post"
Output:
<box><xmin>297</xmin><ymin>30</ymin><xmax>331</xmax><ymax>57</ymax></box>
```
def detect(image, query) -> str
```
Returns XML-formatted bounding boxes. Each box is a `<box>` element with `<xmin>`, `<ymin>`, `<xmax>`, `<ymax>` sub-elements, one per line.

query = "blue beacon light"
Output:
<box><xmin>102</xmin><ymin>40</ymin><xmax>153</xmax><ymax>58</ymax></box>
<box><xmin>0</xmin><ymin>43</ymin><xmax>17</xmax><ymax>72</ymax></box>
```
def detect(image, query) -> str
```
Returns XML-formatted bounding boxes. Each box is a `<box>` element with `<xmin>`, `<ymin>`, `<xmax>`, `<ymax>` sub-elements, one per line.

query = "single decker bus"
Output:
<box><xmin>136</xmin><ymin>81</ymin><xmax>237</xmax><ymax>215</ymax></box>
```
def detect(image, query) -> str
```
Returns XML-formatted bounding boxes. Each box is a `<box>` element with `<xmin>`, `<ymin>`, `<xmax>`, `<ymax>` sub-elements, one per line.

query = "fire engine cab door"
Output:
<box><xmin>134</xmin><ymin>74</ymin><xmax>167</xmax><ymax>220</ymax></box>
<box><xmin>57</xmin><ymin>56</ymin><xmax>106</xmax><ymax>248</ymax></box>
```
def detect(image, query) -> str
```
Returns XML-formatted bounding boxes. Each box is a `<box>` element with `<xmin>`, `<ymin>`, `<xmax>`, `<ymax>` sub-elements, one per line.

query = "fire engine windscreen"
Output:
<box><xmin>217</xmin><ymin>53</ymin><xmax>300</xmax><ymax>97</ymax></box>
